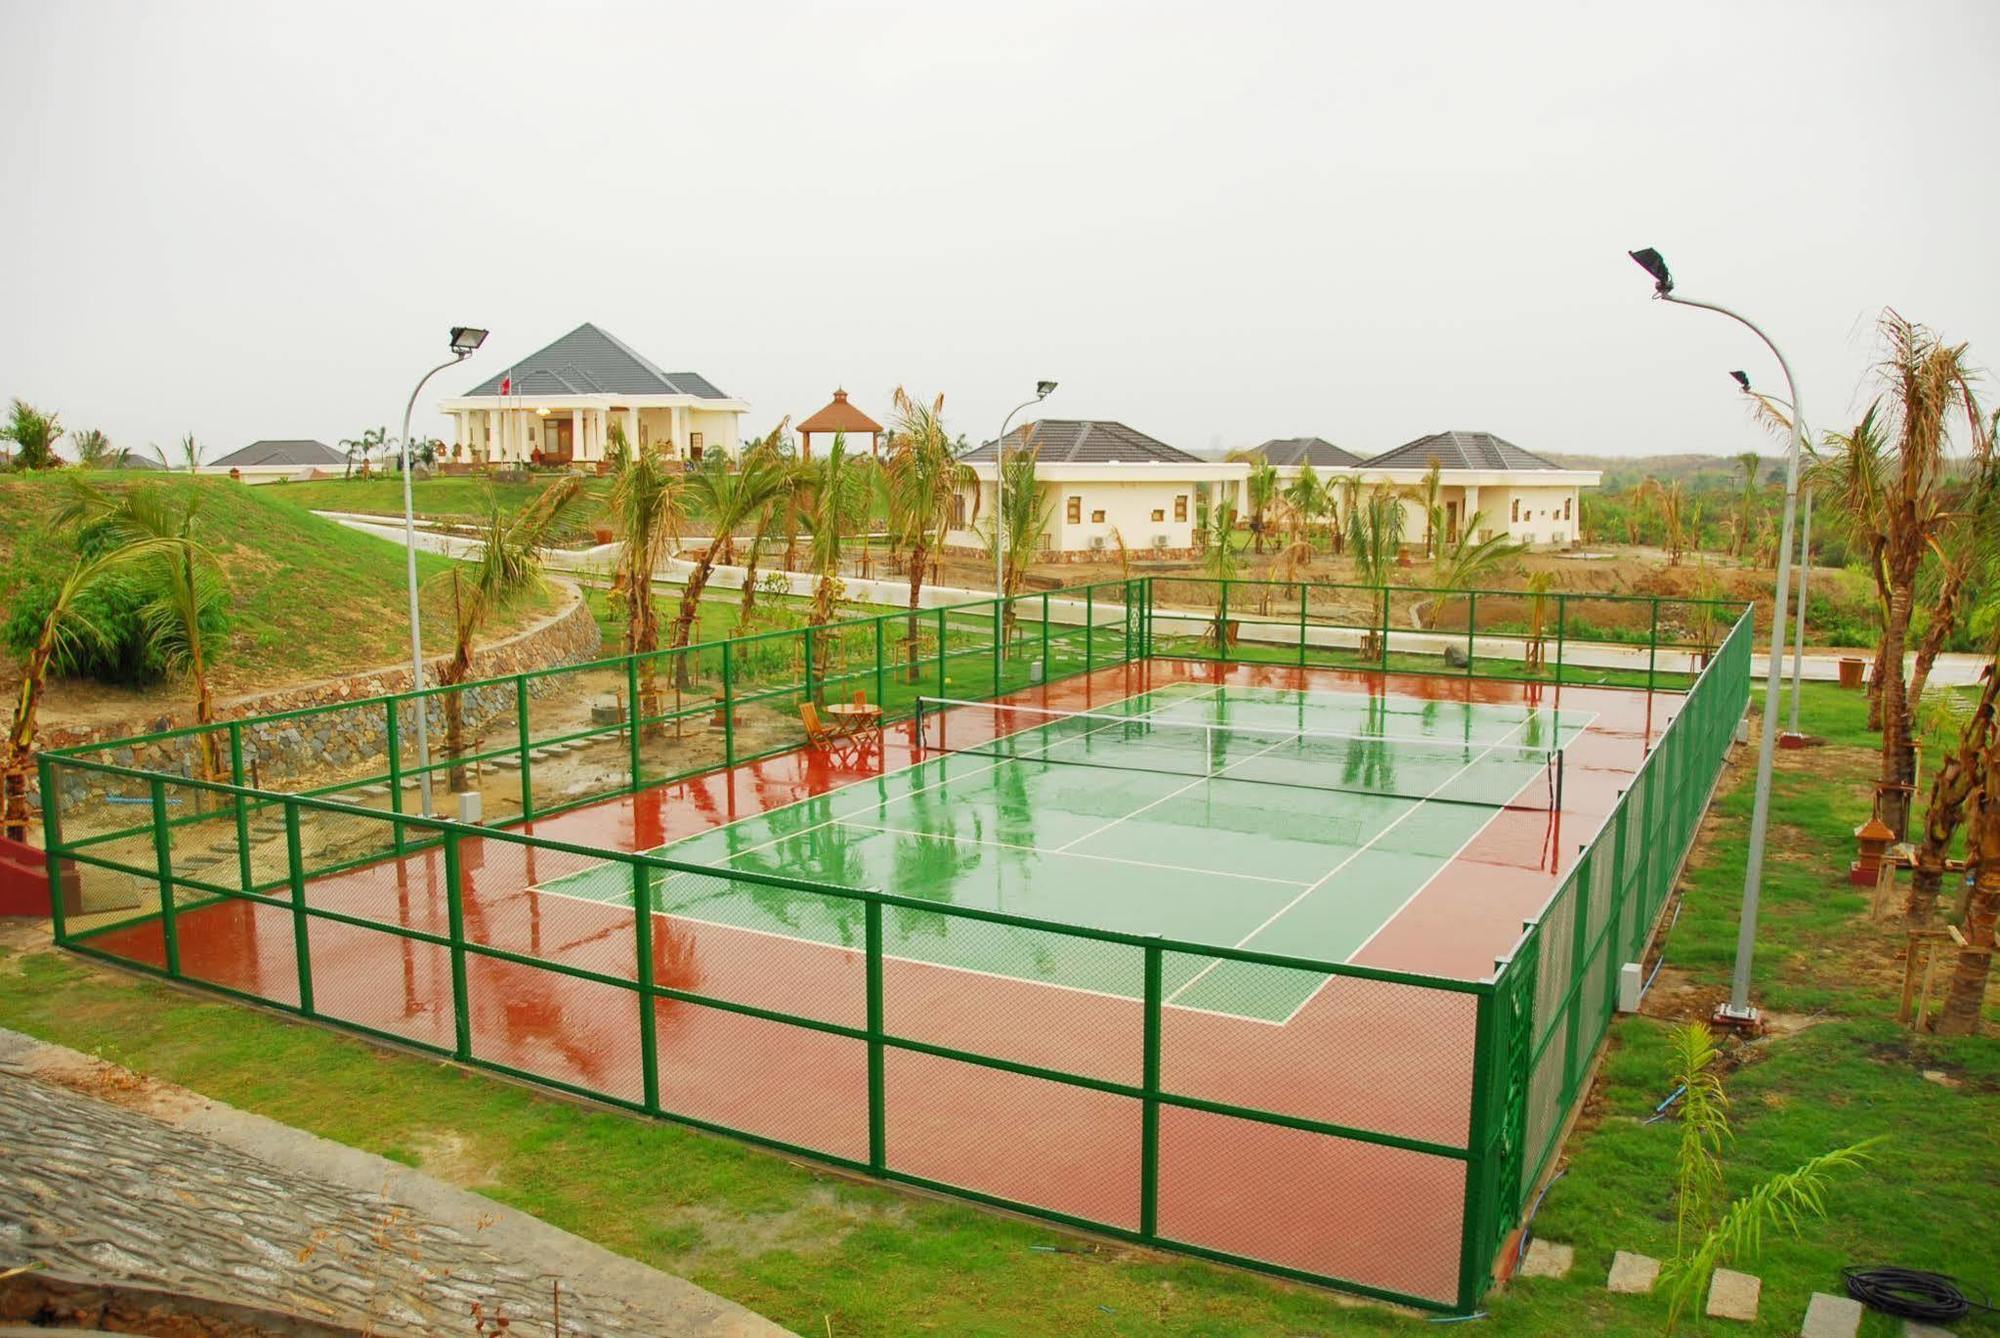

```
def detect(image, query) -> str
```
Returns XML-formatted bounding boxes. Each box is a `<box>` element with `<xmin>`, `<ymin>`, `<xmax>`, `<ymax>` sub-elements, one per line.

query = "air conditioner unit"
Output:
<box><xmin>1089</xmin><ymin>536</ymin><xmax>1106</xmax><ymax>551</ymax></box>
<box><xmin>1152</xmin><ymin>534</ymin><xmax>1169</xmax><ymax>548</ymax></box>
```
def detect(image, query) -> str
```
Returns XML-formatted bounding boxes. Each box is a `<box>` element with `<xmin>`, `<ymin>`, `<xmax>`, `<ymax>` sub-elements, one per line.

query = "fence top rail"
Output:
<box><xmin>45</xmin><ymin>576</ymin><xmax>1144</xmax><ymax>759</ymax></box>
<box><xmin>1167</xmin><ymin>577</ymin><xmax>1752</xmax><ymax>614</ymax></box>
<box><xmin>41</xmin><ymin>750</ymin><xmax>1491</xmax><ymax>995</ymax></box>
<box><xmin>1487</xmin><ymin>602</ymin><xmax>1754</xmax><ymax>975</ymax></box>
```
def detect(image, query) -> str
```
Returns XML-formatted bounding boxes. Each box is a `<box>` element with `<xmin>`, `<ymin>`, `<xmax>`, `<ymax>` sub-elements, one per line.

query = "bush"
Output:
<box><xmin>2</xmin><ymin>526</ymin><xmax>230</xmax><ymax>686</ymax></box>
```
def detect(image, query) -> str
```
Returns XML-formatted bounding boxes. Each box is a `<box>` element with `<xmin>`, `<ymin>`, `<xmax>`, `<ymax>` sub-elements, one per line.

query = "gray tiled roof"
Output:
<box><xmin>960</xmin><ymin>420</ymin><xmax>1201</xmax><ymax>465</ymax></box>
<box><xmin>1248</xmin><ymin>437</ymin><xmax>1364</xmax><ymax>468</ymax></box>
<box><xmin>462</xmin><ymin>323</ymin><xmax>732</xmax><ymax>399</ymax></box>
<box><xmin>210</xmin><ymin>439</ymin><xmax>345</xmax><ymax>468</ymax></box>
<box><xmin>1368</xmin><ymin>430</ymin><xmax>1559</xmax><ymax>471</ymax></box>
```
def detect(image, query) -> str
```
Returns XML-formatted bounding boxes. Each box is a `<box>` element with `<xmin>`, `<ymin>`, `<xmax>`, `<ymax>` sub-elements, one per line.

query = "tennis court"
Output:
<box><xmin>533</xmin><ymin>681</ymin><xmax>1592</xmax><ymax>1024</ymax></box>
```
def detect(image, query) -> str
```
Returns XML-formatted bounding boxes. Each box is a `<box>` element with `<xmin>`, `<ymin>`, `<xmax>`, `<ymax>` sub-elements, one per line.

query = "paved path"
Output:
<box><xmin>0</xmin><ymin>1027</ymin><xmax>788</xmax><ymax>1338</ymax></box>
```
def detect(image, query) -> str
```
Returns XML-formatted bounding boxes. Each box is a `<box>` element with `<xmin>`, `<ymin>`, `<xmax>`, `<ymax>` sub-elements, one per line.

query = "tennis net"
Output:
<box><xmin>915</xmin><ymin>696</ymin><xmax>1564</xmax><ymax>811</ymax></box>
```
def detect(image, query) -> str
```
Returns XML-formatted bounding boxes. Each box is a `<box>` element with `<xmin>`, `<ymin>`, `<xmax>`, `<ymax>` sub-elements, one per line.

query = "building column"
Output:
<box><xmin>569</xmin><ymin>408</ymin><xmax>583</xmax><ymax>464</ymax></box>
<box><xmin>626</xmin><ymin>406</ymin><xmax>639</xmax><ymax>457</ymax></box>
<box><xmin>487</xmin><ymin>409</ymin><xmax>502</xmax><ymax>464</ymax></box>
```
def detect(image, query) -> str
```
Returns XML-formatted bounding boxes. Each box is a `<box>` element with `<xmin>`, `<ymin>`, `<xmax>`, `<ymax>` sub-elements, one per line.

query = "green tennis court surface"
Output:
<box><xmin>537</xmin><ymin>683</ymin><xmax>1592</xmax><ymax>1022</ymax></box>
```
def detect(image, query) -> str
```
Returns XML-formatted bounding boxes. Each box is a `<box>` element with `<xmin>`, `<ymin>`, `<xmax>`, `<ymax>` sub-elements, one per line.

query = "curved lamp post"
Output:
<box><xmin>1629</xmin><ymin>249</ymin><xmax>1803</xmax><ymax>1027</ymax></box>
<box><xmin>1731</xmin><ymin>370</ymin><xmax>1814</xmax><ymax>742</ymax></box>
<box><xmin>401</xmin><ymin>326</ymin><xmax>488</xmax><ymax>817</ymax></box>
<box><xmin>992</xmin><ymin>380</ymin><xmax>1059</xmax><ymax>638</ymax></box>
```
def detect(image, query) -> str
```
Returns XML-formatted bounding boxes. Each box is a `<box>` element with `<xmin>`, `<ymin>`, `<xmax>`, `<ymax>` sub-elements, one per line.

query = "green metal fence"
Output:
<box><xmin>1146</xmin><ymin>577</ymin><xmax>1737</xmax><ymax>693</ymax></box>
<box><xmin>36</xmin><ymin>579</ymin><xmax>1753</xmax><ymax>1313</ymax></box>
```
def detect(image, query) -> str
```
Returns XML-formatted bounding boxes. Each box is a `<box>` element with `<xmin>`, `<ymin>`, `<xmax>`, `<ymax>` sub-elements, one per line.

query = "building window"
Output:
<box><xmin>1091</xmin><ymin>509</ymin><xmax>1106</xmax><ymax>524</ymax></box>
<box><xmin>1563</xmin><ymin>496</ymin><xmax>1573</xmax><ymax>521</ymax></box>
<box><xmin>1174</xmin><ymin>495</ymin><xmax>1188</xmax><ymax>522</ymax></box>
<box><xmin>951</xmin><ymin>495</ymin><xmax>967</xmax><ymax>529</ymax></box>
<box><xmin>1510</xmin><ymin>498</ymin><xmax>1520</xmax><ymax>523</ymax></box>
<box><xmin>1067</xmin><ymin>496</ymin><xmax>1082</xmax><ymax>524</ymax></box>
<box><xmin>689</xmin><ymin>432</ymin><xmax>703</xmax><ymax>452</ymax></box>
<box><xmin>1150</xmin><ymin>509</ymin><xmax>1165</xmax><ymax>523</ymax></box>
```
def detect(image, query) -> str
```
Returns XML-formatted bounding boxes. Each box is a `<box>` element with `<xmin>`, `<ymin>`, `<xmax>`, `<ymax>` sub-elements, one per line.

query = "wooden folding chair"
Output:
<box><xmin>800</xmin><ymin>702</ymin><xmax>863</xmax><ymax>763</ymax></box>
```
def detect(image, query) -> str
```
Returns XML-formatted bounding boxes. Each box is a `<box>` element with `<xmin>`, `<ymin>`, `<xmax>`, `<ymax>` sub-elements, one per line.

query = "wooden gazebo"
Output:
<box><xmin>797</xmin><ymin>388</ymin><xmax>883</xmax><ymax>460</ymax></box>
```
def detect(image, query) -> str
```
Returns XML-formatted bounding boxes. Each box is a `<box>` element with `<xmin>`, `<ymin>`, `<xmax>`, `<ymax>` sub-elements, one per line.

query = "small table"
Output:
<box><xmin>825</xmin><ymin>702</ymin><xmax>883</xmax><ymax>743</ymax></box>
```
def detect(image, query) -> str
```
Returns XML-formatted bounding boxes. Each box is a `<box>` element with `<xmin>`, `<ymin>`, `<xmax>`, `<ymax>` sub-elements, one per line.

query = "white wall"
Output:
<box><xmin>946</xmin><ymin>478</ymin><xmax>1200</xmax><ymax>552</ymax></box>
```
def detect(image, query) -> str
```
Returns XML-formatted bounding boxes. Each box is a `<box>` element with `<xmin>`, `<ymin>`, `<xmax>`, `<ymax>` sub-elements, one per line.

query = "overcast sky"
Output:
<box><xmin>5</xmin><ymin>0</ymin><xmax>1997</xmax><ymax>463</ymax></box>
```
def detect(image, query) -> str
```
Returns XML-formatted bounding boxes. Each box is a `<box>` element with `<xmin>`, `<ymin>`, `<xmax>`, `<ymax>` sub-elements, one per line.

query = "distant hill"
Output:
<box><xmin>1543</xmin><ymin>452</ymin><xmax>1784</xmax><ymax>490</ymax></box>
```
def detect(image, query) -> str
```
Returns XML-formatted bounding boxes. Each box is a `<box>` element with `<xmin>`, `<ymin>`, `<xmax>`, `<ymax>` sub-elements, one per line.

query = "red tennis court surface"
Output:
<box><xmin>88</xmin><ymin>659</ymin><xmax>1681</xmax><ymax>1306</ymax></box>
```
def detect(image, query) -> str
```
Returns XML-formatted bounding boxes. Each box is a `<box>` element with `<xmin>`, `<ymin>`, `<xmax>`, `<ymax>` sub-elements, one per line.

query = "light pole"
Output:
<box><xmin>1629</xmin><ymin>249</ymin><xmax>1804</xmax><ymax>1027</ymax></box>
<box><xmin>1731</xmin><ymin>371</ymin><xmax>1814</xmax><ymax>742</ymax></box>
<box><xmin>400</xmin><ymin>326</ymin><xmax>488</xmax><ymax>817</ymax></box>
<box><xmin>992</xmin><ymin>380</ymin><xmax>1058</xmax><ymax>607</ymax></box>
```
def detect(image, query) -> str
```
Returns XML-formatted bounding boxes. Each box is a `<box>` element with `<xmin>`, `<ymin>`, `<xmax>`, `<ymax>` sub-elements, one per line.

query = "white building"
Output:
<box><xmin>1361</xmin><ymin>431</ymin><xmax>1598</xmax><ymax>549</ymax></box>
<box><xmin>204</xmin><ymin>439</ymin><xmax>346</xmax><ymax>483</ymax></box>
<box><xmin>947</xmin><ymin>420</ymin><xmax>1247</xmax><ymax>559</ymax></box>
<box><xmin>438</xmin><ymin>323</ymin><xmax>748</xmax><ymax>469</ymax></box>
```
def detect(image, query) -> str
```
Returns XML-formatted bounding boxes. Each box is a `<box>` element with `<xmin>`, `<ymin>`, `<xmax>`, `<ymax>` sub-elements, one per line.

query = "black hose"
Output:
<box><xmin>1842</xmin><ymin>1265</ymin><xmax>1993</xmax><ymax>1323</ymax></box>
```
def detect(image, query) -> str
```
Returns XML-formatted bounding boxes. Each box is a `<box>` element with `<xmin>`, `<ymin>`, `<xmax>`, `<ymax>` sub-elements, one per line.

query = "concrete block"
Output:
<box><xmin>1618</xmin><ymin>961</ymin><xmax>1643</xmax><ymax>1012</ymax></box>
<box><xmin>1706</xmin><ymin>1268</ymin><xmax>1761</xmax><ymax>1322</ymax></box>
<box><xmin>1607</xmin><ymin>1251</ymin><xmax>1660</xmax><ymax>1294</ymax></box>
<box><xmin>1518</xmin><ymin>1239</ymin><xmax>1573</xmax><ymax>1279</ymax></box>
<box><xmin>1904</xmin><ymin>1324</ymin><xmax>1957</xmax><ymax>1338</ymax></box>
<box><xmin>1800</xmin><ymin>1291</ymin><xmax>1862</xmax><ymax>1338</ymax></box>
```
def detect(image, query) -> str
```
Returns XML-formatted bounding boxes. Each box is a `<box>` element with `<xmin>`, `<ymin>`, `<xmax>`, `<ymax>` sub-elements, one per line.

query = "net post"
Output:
<box><xmin>1646</xmin><ymin>598</ymin><xmax>1660</xmax><ymax>694</ymax></box>
<box><xmin>631</xmin><ymin>860</ymin><xmax>660</xmax><ymax>1113</ymax></box>
<box><xmin>1554</xmin><ymin>746</ymin><xmax>1565</xmax><ymax>812</ymax></box>
<box><xmin>385</xmin><ymin>699</ymin><xmax>406</xmax><ymax>855</ymax></box>
<box><xmin>721</xmin><ymin>641</ymin><xmax>736</xmax><ymax>769</ymax></box>
<box><xmin>443</xmin><ymin>827</ymin><xmax>472</xmax><ymax>1062</ymax></box>
<box><xmin>626</xmin><ymin>651</ymin><xmax>643</xmax><ymax>787</ymax></box>
<box><xmin>1140</xmin><ymin>933</ymin><xmax>1163</xmax><ymax>1240</ymax></box>
<box><xmin>38</xmin><ymin>755</ymin><xmax>67</xmax><ymax>944</ymax></box>
<box><xmin>1466</xmin><ymin>591</ymin><xmax>1477</xmax><ymax>676</ymax></box>
<box><xmin>865</xmin><ymin>895</ymin><xmax>887</xmax><ymax>1174</ymax></box>
<box><xmin>1554</xmin><ymin>594</ymin><xmax>1567</xmax><ymax>687</ymax></box>
<box><xmin>228</xmin><ymin>721</ymin><xmax>253</xmax><ymax>893</ymax></box>
<box><xmin>283</xmin><ymin>798</ymin><xmax>315</xmax><ymax>1016</ymax></box>
<box><xmin>149</xmin><ymin>775</ymin><xmax>179</xmax><ymax>978</ymax></box>
<box><xmin>515</xmin><ymin>675</ymin><xmax>534</xmax><ymax>821</ymax></box>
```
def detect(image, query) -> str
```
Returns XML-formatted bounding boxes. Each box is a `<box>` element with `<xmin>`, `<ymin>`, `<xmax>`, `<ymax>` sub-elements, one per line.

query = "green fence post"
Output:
<box><xmin>284</xmin><ymin>799</ymin><xmax>315</xmax><ymax>1016</ymax></box>
<box><xmin>385</xmin><ymin>701</ymin><xmax>406</xmax><ymax>856</ymax></box>
<box><xmin>515</xmin><ymin>676</ymin><xmax>533</xmax><ymax>821</ymax></box>
<box><xmin>1041</xmin><ymin>593</ymin><xmax>1051</xmax><ymax>680</ymax></box>
<box><xmin>936</xmin><ymin>607</ymin><xmax>948</xmax><ymax>700</ymax></box>
<box><xmin>1562</xmin><ymin>853</ymin><xmax>1592</xmax><ymax>1101</ymax></box>
<box><xmin>1217</xmin><ymin>581</ymin><xmax>1229</xmax><ymax>664</ymax></box>
<box><xmin>632</xmin><ymin>861</ymin><xmax>660</xmax><ymax>1113</ymax></box>
<box><xmin>1554</xmin><ymin>594</ymin><xmax>1567</xmax><ymax>687</ymax></box>
<box><xmin>229</xmin><ymin>722</ymin><xmax>253</xmax><ymax>893</ymax></box>
<box><xmin>721</xmin><ymin>641</ymin><xmax>736</xmax><ymax>768</ymax></box>
<box><xmin>1088</xmin><ymin>592</ymin><xmax>1104</xmax><ymax>680</ymax></box>
<box><xmin>626</xmin><ymin>653</ymin><xmax>643</xmax><ymax>788</ymax></box>
<box><xmin>1466</xmin><ymin>591</ymin><xmax>1478</xmax><ymax>677</ymax></box>
<box><xmin>865</xmin><ymin>896</ymin><xmax>887</xmax><ymax>1174</ymax></box>
<box><xmin>443</xmin><ymin>828</ymin><xmax>472</xmax><ymax>1062</ymax></box>
<box><xmin>1140</xmin><ymin>935</ymin><xmax>1163</xmax><ymax>1239</ymax></box>
<box><xmin>805</xmin><ymin>625</ymin><xmax>818</xmax><ymax>706</ymax></box>
<box><xmin>1379</xmin><ymin>586</ymin><xmax>1391</xmax><ymax>672</ymax></box>
<box><xmin>992</xmin><ymin>598</ymin><xmax>1004</xmax><ymax>697</ymax></box>
<box><xmin>149</xmin><ymin>776</ymin><xmax>180</xmax><ymax>977</ymax></box>
<box><xmin>39</xmin><ymin>756</ymin><xmax>68</xmax><ymax>944</ymax></box>
<box><xmin>1646</xmin><ymin>597</ymin><xmax>1660</xmax><ymax>694</ymax></box>
<box><xmin>1297</xmin><ymin>582</ymin><xmax>1308</xmax><ymax>668</ymax></box>
<box><xmin>874</xmin><ymin>615</ymin><xmax>887</xmax><ymax>709</ymax></box>
<box><xmin>1455</xmin><ymin>983</ymin><xmax>1501</xmax><ymax>1313</ymax></box>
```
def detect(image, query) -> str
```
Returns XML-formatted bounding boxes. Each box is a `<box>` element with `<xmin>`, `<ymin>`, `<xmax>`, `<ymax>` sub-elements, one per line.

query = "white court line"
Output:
<box><xmin>521</xmin><ymin>865</ymin><xmax>1296</xmax><ymax>1026</ymax></box>
<box><xmin>1162</xmin><ymin>709</ymin><xmax>1548</xmax><ymax>1009</ymax></box>
<box><xmin>1048</xmin><ymin>728</ymin><xmax>1310</xmax><ymax>853</ymax></box>
<box><xmin>832</xmin><ymin>818</ymin><xmax>1312</xmax><ymax>888</ymax></box>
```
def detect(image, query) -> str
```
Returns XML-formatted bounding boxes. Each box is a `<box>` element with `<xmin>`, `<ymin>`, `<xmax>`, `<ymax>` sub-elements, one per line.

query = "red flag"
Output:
<box><xmin>500</xmin><ymin>375</ymin><xmax>513</xmax><ymax>396</ymax></box>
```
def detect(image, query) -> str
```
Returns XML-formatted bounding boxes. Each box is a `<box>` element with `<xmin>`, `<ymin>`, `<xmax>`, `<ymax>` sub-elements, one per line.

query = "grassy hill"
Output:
<box><xmin>1542</xmin><ymin>452</ymin><xmax>1784</xmax><ymax>490</ymax></box>
<box><xmin>0</xmin><ymin>473</ymin><xmax>559</xmax><ymax>706</ymax></box>
<box><xmin>273</xmin><ymin>474</ymin><xmax>620</xmax><ymax>526</ymax></box>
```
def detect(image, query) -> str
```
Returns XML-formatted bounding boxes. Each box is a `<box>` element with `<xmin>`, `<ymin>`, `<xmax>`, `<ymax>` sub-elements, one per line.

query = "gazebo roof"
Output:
<box><xmin>797</xmin><ymin>389</ymin><xmax>883</xmax><ymax>436</ymax></box>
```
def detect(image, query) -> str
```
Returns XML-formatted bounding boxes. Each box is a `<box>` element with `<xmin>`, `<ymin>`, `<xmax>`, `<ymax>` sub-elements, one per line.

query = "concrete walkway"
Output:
<box><xmin>0</xmin><ymin>1027</ymin><xmax>788</xmax><ymax>1338</ymax></box>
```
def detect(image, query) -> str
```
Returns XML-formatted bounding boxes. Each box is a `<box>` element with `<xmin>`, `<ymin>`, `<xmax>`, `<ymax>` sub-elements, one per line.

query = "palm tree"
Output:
<box><xmin>70</xmin><ymin>483</ymin><xmax>230</xmax><ymax>782</ymax></box>
<box><xmin>1332</xmin><ymin>473</ymin><xmax>1363</xmax><ymax>557</ymax></box>
<box><xmin>1423</xmin><ymin>514</ymin><xmax>1523</xmax><ymax>625</ymax></box>
<box><xmin>1642</xmin><ymin>478</ymin><xmax>1689</xmax><ymax>564</ymax></box>
<box><xmin>340</xmin><ymin>426</ymin><xmax>390</xmax><ymax>479</ymax></box>
<box><xmin>1283</xmin><ymin>464</ymin><xmax>1327</xmax><ymax>552</ymax></box>
<box><xmin>434</xmin><ymin>480</ymin><xmax>586</xmax><ymax>785</ymax></box>
<box><xmin>673</xmin><ymin>449</ymin><xmax>787</xmax><ymax>653</ymax></box>
<box><xmin>802</xmin><ymin>432</ymin><xmax>872</xmax><ymax>628</ymax></box>
<box><xmin>976</xmin><ymin>442</ymin><xmax>1054</xmax><ymax>644</ymax></box>
<box><xmin>885</xmin><ymin>389</ymin><xmax>975</xmax><ymax>679</ymax></box>
<box><xmin>1348</xmin><ymin>485</ymin><xmax>1406</xmax><ymax>658</ymax></box>
<box><xmin>1814</xmin><ymin>409</ymin><xmax>1891</xmax><ymax>725</ymax></box>
<box><xmin>173</xmin><ymin>433</ymin><xmax>202</xmax><ymax>475</ymax></box>
<box><xmin>1522</xmin><ymin>570</ymin><xmax>1558</xmax><ymax>672</ymax></box>
<box><xmin>1906</xmin><ymin>633</ymin><xmax>1999</xmax><ymax>928</ymax></box>
<box><xmin>1410</xmin><ymin>459</ymin><xmax>1445</xmax><ymax>559</ymax></box>
<box><xmin>1730</xmin><ymin>452</ymin><xmax>1761</xmax><ymax>559</ymax></box>
<box><xmin>1201</xmin><ymin>504</ymin><xmax>1243</xmax><ymax>647</ymax></box>
<box><xmin>1243</xmin><ymin>460</ymin><xmax>1279</xmax><ymax>554</ymax></box>
<box><xmin>2</xmin><ymin>399</ymin><xmax>63</xmax><ymax>471</ymax></box>
<box><xmin>2</xmin><ymin>541</ymin><xmax>171</xmax><ymax>840</ymax></box>
<box><xmin>1935</xmin><ymin>709</ymin><xmax>2000</xmax><ymax>1034</ymax></box>
<box><xmin>1862</xmin><ymin>311</ymin><xmax>1988</xmax><ymax>837</ymax></box>
<box><xmin>70</xmin><ymin>429</ymin><xmax>114</xmax><ymax>468</ymax></box>
<box><xmin>1908</xmin><ymin>412</ymin><xmax>1999</xmax><ymax>711</ymax></box>
<box><xmin>732</xmin><ymin>422</ymin><xmax>798</xmax><ymax>634</ymax></box>
<box><xmin>607</xmin><ymin>445</ymin><xmax>684</xmax><ymax>725</ymax></box>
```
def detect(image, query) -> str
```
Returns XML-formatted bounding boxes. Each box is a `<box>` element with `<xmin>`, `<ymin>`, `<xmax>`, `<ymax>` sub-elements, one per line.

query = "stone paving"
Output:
<box><xmin>0</xmin><ymin>1029</ymin><xmax>785</xmax><ymax>1337</ymax></box>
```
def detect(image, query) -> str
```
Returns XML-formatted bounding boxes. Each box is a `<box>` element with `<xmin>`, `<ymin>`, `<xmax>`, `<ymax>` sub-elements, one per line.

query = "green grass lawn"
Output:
<box><xmin>0</xmin><ymin>473</ymin><xmax>556</xmax><ymax>693</ymax></box>
<box><xmin>1</xmin><ymin>681</ymin><xmax>1995</xmax><ymax>1335</ymax></box>
<box><xmin>275</xmin><ymin>473</ymin><xmax>621</xmax><ymax>526</ymax></box>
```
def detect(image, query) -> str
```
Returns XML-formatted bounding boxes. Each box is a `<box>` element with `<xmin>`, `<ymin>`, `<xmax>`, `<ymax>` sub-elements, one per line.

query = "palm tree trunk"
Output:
<box><xmin>1934</xmin><ymin>755</ymin><xmax>1998</xmax><ymax>1034</ymax></box>
<box><xmin>3</xmin><ymin>636</ymin><xmax>59</xmax><ymax>843</ymax></box>
<box><xmin>735</xmin><ymin>541</ymin><xmax>764</xmax><ymax>635</ymax></box>
<box><xmin>905</xmin><ymin>540</ymin><xmax>928</xmax><ymax>683</ymax></box>
<box><xmin>1908</xmin><ymin>566</ymin><xmax>1967</xmax><ymax>711</ymax></box>
<box><xmin>1879</xmin><ymin>585</ymin><xmax>1917</xmax><ymax>837</ymax></box>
